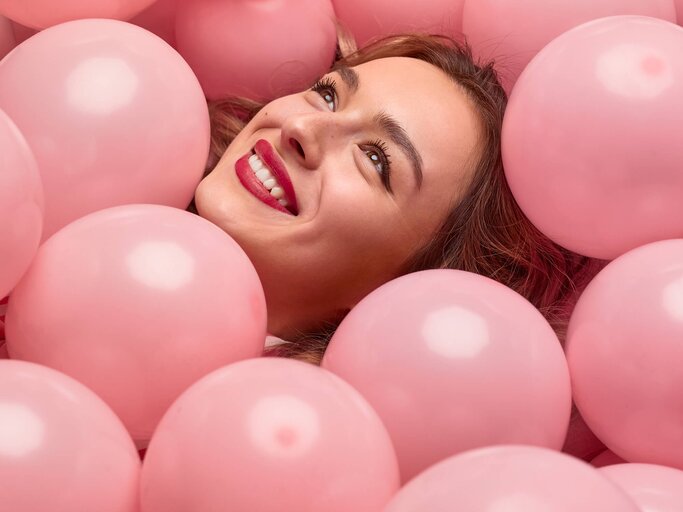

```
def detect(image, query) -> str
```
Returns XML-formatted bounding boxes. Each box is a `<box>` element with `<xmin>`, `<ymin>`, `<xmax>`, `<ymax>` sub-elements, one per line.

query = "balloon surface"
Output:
<box><xmin>677</xmin><ymin>0</ymin><xmax>683</xmax><ymax>23</ymax></box>
<box><xmin>463</xmin><ymin>0</ymin><xmax>676</xmax><ymax>92</ymax></box>
<box><xmin>592</xmin><ymin>450</ymin><xmax>627</xmax><ymax>468</ymax></box>
<box><xmin>322</xmin><ymin>269</ymin><xmax>571</xmax><ymax>482</ymax></box>
<box><xmin>0</xmin><ymin>19</ymin><xmax>210</xmax><ymax>239</ymax></box>
<box><xmin>384</xmin><ymin>445</ymin><xmax>640</xmax><ymax>511</ymax></box>
<box><xmin>0</xmin><ymin>360</ymin><xmax>140</xmax><ymax>512</ymax></box>
<box><xmin>129</xmin><ymin>0</ymin><xmax>178</xmax><ymax>47</ymax></box>
<box><xmin>141</xmin><ymin>358</ymin><xmax>400</xmax><ymax>512</ymax></box>
<box><xmin>0</xmin><ymin>109</ymin><xmax>43</xmax><ymax>299</ymax></box>
<box><xmin>0</xmin><ymin>0</ymin><xmax>158</xmax><ymax>29</ymax></box>
<box><xmin>503</xmin><ymin>16</ymin><xmax>683</xmax><ymax>260</ymax></box>
<box><xmin>566</xmin><ymin>239</ymin><xmax>683</xmax><ymax>469</ymax></box>
<box><xmin>601</xmin><ymin>463</ymin><xmax>683</xmax><ymax>511</ymax></box>
<box><xmin>0</xmin><ymin>14</ymin><xmax>14</xmax><ymax>58</ymax></box>
<box><xmin>333</xmin><ymin>0</ymin><xmax>466</xmax><ymax>47</ymax></box>
<box><xmin>175</xmin><ymin>0</ymin><xmax>337</xmax><ymax>100</ymax></box>
<box><xmin>5</xmin><ymin>204</ymin><xmax>267</xmax><ymax>444</ymax></box>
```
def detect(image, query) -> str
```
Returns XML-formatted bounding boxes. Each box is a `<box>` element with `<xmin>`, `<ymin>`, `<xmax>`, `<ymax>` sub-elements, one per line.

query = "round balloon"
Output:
<box><xmin>502</xmin><ymin>16</ymin><xmax>683</xmax><ymax>260</ymax></box>
<box><xmin>601</xmin><ymin>464</ymin><xmax>683</xmax><ymax>511</ymax></box>
<box><xmin>566</xmin><ymin>239</ymin><xmax>683</xmax><ymax>469</ymax></box>
<box><xmin>0</xmin><ymin>0</ymin><xmax>158</xmax><ymax>29</ymax></box>
<box><xmin>385</xmin><ymin>445</ymin><xmax>640</xmax><ymax>511</ymax></box>
<box><xmin>0</xmin><ymin>109</ymin><xmax>43</xmax><ymax>299</ymax></box>
<box><xmin>141</xmin><ymin>358</ymin><xmax>400</xmax><ymax>512</ymax></box>
<box><xmin>5</xmin><ymin>204</ymin><xmax>267</xmax><ymax>444</ymax></box>
<box><xmin>463</xmin><ymin>0</ymin><xmax>676</xmax><ymax>92</ymax></box>
<box><xmin>0</xmin><ymin>19</ymin><xmax>209</xmax><ymax>240</ymax></box>
<box><xmin>175</xmin><ymin>0</ymin><xmax>337</xmax><ymax>100</ymax></box>
<box><xmin>322</xmin><ymin>269</ymin><xmax>571</xmax><ymax>482</ymax></box>
<box><xmin>0</xmin><ymin>360</ymin><xmax>140</xmax><ymax>512</ymax></box>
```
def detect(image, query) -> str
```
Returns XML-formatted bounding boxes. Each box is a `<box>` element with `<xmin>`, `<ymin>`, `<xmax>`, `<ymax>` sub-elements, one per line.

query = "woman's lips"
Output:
<box><xmin>254</xmin><ymin>139</ymin><xmax>299</xmax><ymax>214</ymax></box>
<box><xmin>234</xmin><ymin>152</ymin><xmax>296</xmax><ymax>215</ymax></box>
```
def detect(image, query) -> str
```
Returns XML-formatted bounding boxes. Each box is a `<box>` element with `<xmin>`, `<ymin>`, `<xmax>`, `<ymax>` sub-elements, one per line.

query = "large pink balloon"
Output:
<box><xmin>0</xmin><ymin>109</ymin><xmax>43</xmax><ymax>299</ymax></box>
<box><xmin>5</xmin><ymin>204</ymin><xmax>267</xmax><ymax>444</ymax></box>
<box><xmin>385</xmin><ymin>445</ymin><xmax>640</xmax><ymax>511</ymax></box>
<box><xmin>333</xmin><ymin>0</ymin><xmax>465</xmax><ymax>48</ymax></box>
<box><xmin>0</xmin><ymin>0</ymin><xmax>157</xmax><ymax>29</ymax></box>
<box><xmin>0</xmin><ymin>14</ymin><xmax>14</xmax><ymax>58</ymax></box>
<box><xmin>566</xmin><ymin>239</ymin><xmax>683</xmax><ymax>469</ymax></box>
<box><xmin>0</xmin><ymin>360</ymin><xmax>140</xmax><ymax>512</ymax></box>
<box><xmin>321</xmin><ymin>269</ymin><xmax>571</xmax><ymax>483</ymax></box>
<box><xmin>503</xmin><ymin>16</ymin><xmax>683</xmax><ymax>260</ymax></box>
<box><xmin>141</xmin><ymin>358</ymin><xmax>400</xmax><ymax>512</ymax></box>
<box><xmin>601</xmin><ymin>464</ymin><xmax>683</xmax><ymax>511</ymax></box>
<box><xmin>463</xmin><ymin>0</ymin><xmax>676</xmax><ymax>92</ymax></box>
<box><xmin>0</xmin><ymin>19</ymin><xmax>209</xmax><ymax>240</ymax></box>
<box><xmin>175</xmin><ymin>0</ymin><xmax>337</xmax><ymax>100</ymax></box>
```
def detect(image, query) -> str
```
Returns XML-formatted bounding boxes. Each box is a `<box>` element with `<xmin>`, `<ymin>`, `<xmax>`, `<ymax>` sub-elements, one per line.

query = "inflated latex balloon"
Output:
<box><xmin>566</xmin><ymin>239</ymin><xmax>683</xmax><ymax>469</ymax></box>
<box><xmin>0</xmin><ymin>0</ymin><xmax>157</xmax><ymax>29</ymax></box>
<box><xmin>9</xmin><ymin>19</ymin><xmax>35</xmax><ymax>44</ymax></box>
<box><xmin>503</xmin><ymin>16</ymin><xmax>683</xmax><ymax>260</ymax></box>
<box><xmin>333</xmin><ymin>0</ymin><xmax>465</xmax><ymax>47</ymax></box>
<box><xmin>129</xmin><ymin>0</ymin><xmax>178</xmax><ymax>47</ymax></box>
<box><xmin>321</xmin><ymin>269</ymin><xmax>571</xmax><ymax>483</ymax></box>
<box><xmin>0</xmin><ymin>360</ymin><xmax>140</xmax><ymax>512</ymax></box>
<box><xmin>601</xmin><ymin>464</ymin><xmax>683</xmax><ymax>511</ymax></box>
<box><xmin>0</xmin><ymin>19</ymin><xmax>210</xmax><ymax>240</ymax></box>
<box><xmin>0</xmin><ymin>109</ymin><xmax>43</xmax><ymax>299</ymax></box>
<box><xmin>463</xmin><ymin>0</ymin><xmax>675</xmax><ymax>92</ymax></box>
<box><xmin>5</xmin><ymin>204</ymin><xmax>267</xmax><ymax>445</ymax></box>
<box><xmin>676</xmin><ymin>0</ymin><xmax>683</xmax><ymax>24</ymax></box>
<box><xmin>592</xmin><ymin>450</ymin><xmax>627</xmax><ymax>468</ymax></box>
<box><xmin>175</xmin><ymin>0</ymin><xmax>337</xmax><ymax>100</ymax></box>
<box><xmin>384</xmin><ymin>445</ymin><xmax>640</xmax><ymax>511</ymax></box>
<box><xmin>0</xmin><ymin>14</ymin><xmax>14</xmax><ymax>58</ymax></box>
<box><xmin>141</xmin><ymin>358</ymin><xmax>400</xmax><ymax>512</ymax></box>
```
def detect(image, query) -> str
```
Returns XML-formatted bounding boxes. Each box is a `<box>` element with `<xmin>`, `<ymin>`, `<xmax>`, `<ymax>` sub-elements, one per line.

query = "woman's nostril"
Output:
<box><xmin>289</xmin><ymin>138</ymin><xmax>305</xmax><ymax>158</ymax></box>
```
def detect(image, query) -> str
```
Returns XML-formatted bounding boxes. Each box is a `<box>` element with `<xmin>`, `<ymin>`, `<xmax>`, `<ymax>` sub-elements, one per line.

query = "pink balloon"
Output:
<box><xmin>0</xmin><ymin>109</ymin><xmax>43</xmax><ymax>299</ymax></box>
<box><xmin>677</xmin><ymin>0</ymin><xmax>683</xmax><ymax>23</ymax></box>
<box><xmin>333</xmin><ymin>0</ymin><xmax>465</xmax><ymax>48</ymax></box>
<box><xmin>129</xmin><ymin>0</ymin><xmax>178</xmax><ymax>47</ymax></box>
<box><xmin>0</xmin><ymin>14</ymin><xmax>15</xmax><ymax>59</ymax></box>
<box><xmin>462</xmin><ymin>0</ymin><xmax>676</xmax><ymax>92</ymax></box>
<box><xmin>9</xmin><ymin>19</ymin><xmax>35</xmax><ymax>44</ymax></box>
<box><xmin>502</xmin><ymin>16</ymin><xmax>683</xmax><ymax>260</ymax></box>
<box><xmin>0</xmin><ymin>19</ymin><xmax>209</xmax><ymax>240</ymax></box>
<box><xmin>385</xmin><ymin>445</ymin><xmax>640</xmax><ymax>511</ymax></box>
<box><xmin>141</xmin><ymin>358</ymin><xmax>400</xmax><ymax>512</ymax></box>
<box><xmin>0</xmin><ymin>0</ymin><xmax>158</xmax><ymax>29</ymax></box>
<box><xmin>566</xmin><ymin>239</ymin><xmax>683</xmax><ymax>469</ymax></box>
<box><xmin>601</xmin><ymin>463</ymin><xmax>683</xmax><ymax>511</ymax></box>
<box><xmin>592</xmin><ymin>450</ymin><xmax>627</xmax><ymax>468</ymax></box>
<box><xmin>5</xmin><ymin>204</ymin><xmax>267</xmax><ymax>444</ymax></box>
<box><xmin>175</xmin><ymin>0</ymin><xmax>337</xmax><ymax>100</ymax></box>
<box><xmin>321</xmin><ymin>269</ymin><xmax>571</xmax><ymax>483</ymax></box>
<box><xmin>0</xmin><ymin>360</ymin><xmax>140</xmax><ymax>512</ymax></box>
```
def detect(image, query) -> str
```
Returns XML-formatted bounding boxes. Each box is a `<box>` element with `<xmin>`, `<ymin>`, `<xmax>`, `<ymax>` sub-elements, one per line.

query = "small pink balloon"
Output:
<box><xmin>503</xmin><ymin>16</ymin><xmax>683</xmax><ymax>260</ymax></box>
<box><xmin>592</xmin><ymin>450</ymin><xmax>627</xmax><ymax>468</ymax></box>
<box><xmin>385</xmin><ymin>445</ymin><xmax>640</xmax><ymax>511</ymax></box>
<box><xmin>321</xmin><ymin>269</ymin><xmax>571</xmax><ymax>483</ymax></box>
<box><xmin>0</xmin><ymin>360</ymin><xmax>140</xmax><ymax>512</ymax></box>
<box><xmin>0</xmin><ymin>14</ymin><xmax>15</xmax><ymax>58</ymax></box>
<box><xmin>5</xmin><ymin>204</ymin><xmax>267</xmax><ymax>444</ymax></box>
<box><xmin>566</xmin><ymin>239</ymin><xmax>683</xmax><ymax>469</ymax></box>
<box><xmin>0</xmin><ymin>109</ymin><xmax>43</xmax><ymax>299</ymax></box>
<box><xmin>175</xmin><ymin>0</ymin><xmax>337</xmax><ymax>100</ymax></box>
<box><xmin>463</xmin><ymin>0</ymin><xmax>676</xmax><ymax>92</ymax></box>
<box><xmin>601</xmin><ymin>463</ymin><xmax>683</xmax><ymax>511</ymax></box>
<box><xmin>0</xmin><ymin>0</ymin><xmax>158</xmax><ymax>29</ymax></box>
<box><xmin>129</xmin><ymin>0</ymin><xmax>178</xmax><ymax>47</ymax></box>
<box><xmin>0</xmin><ymin>19</ymin><xmax>209</xmax><ymax>240</ymax></box>
<box><xmin>141</xmin><ymin>358</ymin><xmax>400</xmax><ymax>512</ymax></box>
<box><xmin>333</xmin><ymin>0</ymin><xmax>465</xmax><ymax>48</ymax></box>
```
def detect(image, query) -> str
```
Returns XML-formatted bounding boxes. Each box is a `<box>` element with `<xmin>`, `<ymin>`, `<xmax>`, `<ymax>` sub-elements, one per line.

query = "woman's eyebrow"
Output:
<box><xmin>334</xmin><ymin>65</ymin><xmax>424</xmax><ymax>190</ymax></box>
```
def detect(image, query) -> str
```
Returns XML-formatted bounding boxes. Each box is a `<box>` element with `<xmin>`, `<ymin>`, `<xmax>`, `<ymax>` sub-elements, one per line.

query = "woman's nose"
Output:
<box><xmin>279</xmin><ymin>111</ymin><xmax>345</xmax><ymax>170</ymax></box>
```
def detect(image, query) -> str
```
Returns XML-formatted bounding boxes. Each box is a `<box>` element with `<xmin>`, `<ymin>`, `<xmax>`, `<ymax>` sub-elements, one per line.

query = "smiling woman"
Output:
<box><xmin>191</xmin><ymin>33</ymin><xmax>604</xmax><ymax>367</ymax></box>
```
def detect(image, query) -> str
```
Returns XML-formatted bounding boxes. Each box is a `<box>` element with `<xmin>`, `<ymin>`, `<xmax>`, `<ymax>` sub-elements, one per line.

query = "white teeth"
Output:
<box><xmin>255</xmin><ymin>168</ymin><xmax>272</xmax><ymax>182</ymax></box>
<box><xmin>248</xmin><ymin>154</ymin><xmax>264</xmax><ymax>170</ymax></box>
<box><xmin>248</xmin><ymin>151</ymin><xmax>294</xmax><ymax>211</ymax></box>
<box><xmin>270</xmin><ymin>186</ymin><xmax>284</xmax><ymax>199</ymax></box>
<box><xmin>278</xmin><ymin>198</ymin><xmax>289</xmax><ymax>207</ymax></box>
<box><xmin>262</xmin><ymin>178</ymin><xmax>277</xmax><ymax>190</ymax></box>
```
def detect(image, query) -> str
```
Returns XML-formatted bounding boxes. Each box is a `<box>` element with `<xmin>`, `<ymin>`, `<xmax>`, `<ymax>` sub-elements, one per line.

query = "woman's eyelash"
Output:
<box><xmin>311</xmin><ymin>77</ymin><xmax>337</xmax><ymax>110</ymax></box>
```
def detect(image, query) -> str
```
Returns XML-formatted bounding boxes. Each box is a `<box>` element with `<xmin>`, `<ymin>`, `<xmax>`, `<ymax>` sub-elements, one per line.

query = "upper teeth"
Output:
<box><xmin>248</xmin><ymin>153</ymin><xmax>289</xmax><ymax>207</ymax></box>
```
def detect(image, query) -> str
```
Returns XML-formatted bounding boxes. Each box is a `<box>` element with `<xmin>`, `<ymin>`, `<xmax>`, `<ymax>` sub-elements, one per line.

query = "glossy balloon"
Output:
<box><xmin>566</xmin><ymin>239</ymin><xmax>683</xmax><ymax>469</ymax></box>
<box><xmin>503</xmin><ymin>16</ymin><xmax>683</xmax><ymax>260</ymax></box>
<box><xmin>0</xmin><ymin>19</ymin><xmax>210</xmax><ymax>239</ymax></box>
<box><xmin>141</xmin><ymin>358</ymin><xmax>400</xmax><ymax>512</ymax></box>
<box><xmin>5</xmin><ymin>204</ymin><xmax>267</xmax><ymax>444</ymax></box>
<box><xmin>601</xmin><ymin>463</ymin><xmax>683</xmax><ymax>511</ymax></box>
<box><xmin>385</xmin><ymin>445</ymin><xmax>640</xmax><ymax>511</ymax></box>
<box><xmin>0</xmin><ymin>360</ymin><xmax>140</xmax><ymax>512</ymax></box>
<box><xmin>322</xmin><ymin>269</ymin><xmax>571</xmax><ymax>482</ymax></box>
<box><xmin>0</xmin><ymin>0</ymin><xmax>157</xmax><ymax>29</ymax></box>
<box><xmin>0</xmin><ymin>109</ymin><xmax>43</xmax><ymax>299</ymax></box>
<box><xmin>175</xmin><ymin>0</ymin><xmax>337</xmax><ymax>100</ymax></box>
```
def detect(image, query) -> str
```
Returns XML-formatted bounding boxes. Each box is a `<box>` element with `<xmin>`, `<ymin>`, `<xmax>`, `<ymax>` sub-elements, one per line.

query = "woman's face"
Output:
<box><xmin>195</xmin><ymin>56</ymin><xmax>481</xmax><ymax>337</ymax></box>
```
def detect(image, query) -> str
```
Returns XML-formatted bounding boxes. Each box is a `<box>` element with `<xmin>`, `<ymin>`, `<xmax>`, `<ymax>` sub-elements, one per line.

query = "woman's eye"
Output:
<box><xmin>311</xmin><ymin>77</ymin><xmax>337</xmax><ymax>111</ymax></box>
<box><xmin>365</xmin><ymin>149</ymin><xmax>385</xmax><ymax>173</ymax></box>
<box><xmin>362</xmin><ymin>140</ymin><xmax>393</xmax><ymax>192</ymax></box>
